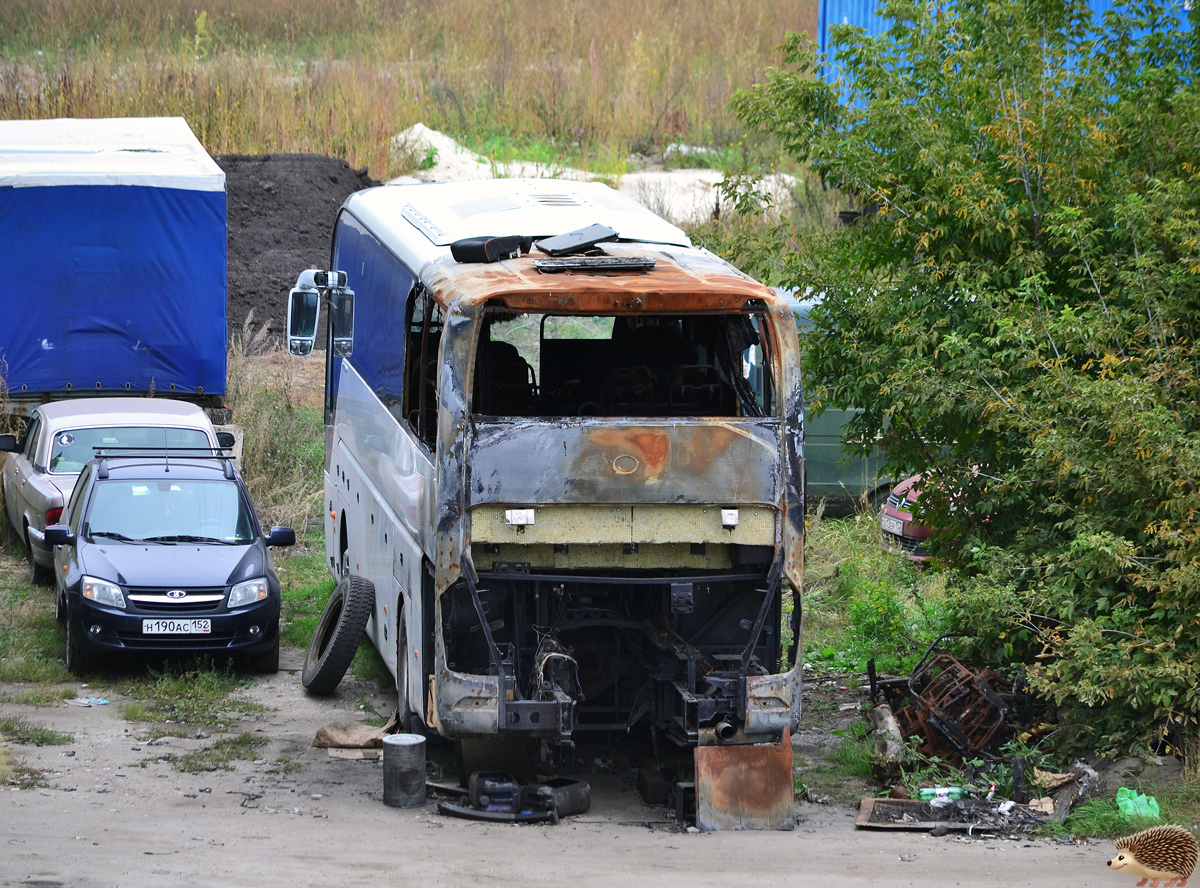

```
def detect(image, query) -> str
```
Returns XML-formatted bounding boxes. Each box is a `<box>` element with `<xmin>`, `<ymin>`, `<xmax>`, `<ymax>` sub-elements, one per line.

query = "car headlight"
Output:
<box><xmin>228</xmin><ymin>578</ymin><xmax>269</xmax><ymax>609</ymax></box>
<box><xmin>82</xmin><ymin>576</ymin><xmax>125</xmax><ymax>609</ymax></box>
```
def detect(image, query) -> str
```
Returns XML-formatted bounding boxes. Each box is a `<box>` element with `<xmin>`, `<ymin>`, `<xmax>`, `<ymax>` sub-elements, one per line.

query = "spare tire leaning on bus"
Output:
<box><xmin>302</xmin><ymin>575</ymin><xmax>376</xmax><ymax>695</ymax></box>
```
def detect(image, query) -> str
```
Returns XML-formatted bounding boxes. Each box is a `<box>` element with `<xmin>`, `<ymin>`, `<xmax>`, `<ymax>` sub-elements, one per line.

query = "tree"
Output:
<box><xmin>729</xmin><ymin>0</ymin><xmax>1200</xmax><ymax>751</ymax></box>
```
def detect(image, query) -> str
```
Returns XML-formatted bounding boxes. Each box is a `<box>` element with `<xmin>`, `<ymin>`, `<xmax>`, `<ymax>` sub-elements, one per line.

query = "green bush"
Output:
<box><xmin>729</xmin><ymin>0</ymin><xmax>1200</xmax><ymax>753</ymax></box>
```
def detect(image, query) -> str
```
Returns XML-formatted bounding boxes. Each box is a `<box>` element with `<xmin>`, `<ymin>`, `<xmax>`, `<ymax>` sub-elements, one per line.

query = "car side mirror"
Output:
<box><xmin>44</xmin><ymin>524</ymin><xmax>75</xmax><ymax>546</ymax></box>
<box><xmin>0</xmin><ymin>433</ymin><xmax>20</xmax><ymax>453</ymax></box>
<box><xmin>216</xmin><ymin>431</ymin><xmax>237</xmax><ymax>449</ymax></box>
<box><xmin>287</xmin><ymin>282</ymin><xmax>321</xmax><ymax>356</ymax></box>
<box><xmin>266</xmin><ymin>526</ymin><xmax>296</xmax><ymax>548</ymax></box>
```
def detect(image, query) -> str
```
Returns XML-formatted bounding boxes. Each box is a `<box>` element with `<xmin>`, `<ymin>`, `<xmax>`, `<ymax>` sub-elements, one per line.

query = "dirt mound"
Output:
<box><xmin>216</xmin><ymin>154</ymin><xmax>379</xmax><ymax>345</ymax></box>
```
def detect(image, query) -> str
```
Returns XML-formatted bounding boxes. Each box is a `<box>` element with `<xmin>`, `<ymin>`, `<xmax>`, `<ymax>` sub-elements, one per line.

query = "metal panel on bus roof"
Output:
<box><xmin>347</xmin><ymin>179</ymin><xmax>692</xmax><ymax>261</ymax></box>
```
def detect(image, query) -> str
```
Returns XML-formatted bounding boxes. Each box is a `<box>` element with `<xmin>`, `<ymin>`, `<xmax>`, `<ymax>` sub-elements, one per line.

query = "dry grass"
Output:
<box><xmin>0</xmin><ymin>542</ymin><xmax>69</xmax><ymax>683</ymax></box>
<box><xmin>0</xmin><ymin>0</ymin><xmax>818</xmax><ymax>179</ymax></box>
<box><xmin>224</xmin><ymin>317</ymin><xmax>325</xmax><ymax>532</ymax></box>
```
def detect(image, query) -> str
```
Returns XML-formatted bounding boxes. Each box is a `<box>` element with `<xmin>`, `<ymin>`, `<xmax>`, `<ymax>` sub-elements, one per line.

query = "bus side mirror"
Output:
<box><xmin>330</xmin><ymin>287</ymin><xmax>354</xmax><ymax>358</ymax></box>
<box><xmin>287</xmin><ymin>283</ymin><xmax>321</xmax><ymax>356</ymax></box>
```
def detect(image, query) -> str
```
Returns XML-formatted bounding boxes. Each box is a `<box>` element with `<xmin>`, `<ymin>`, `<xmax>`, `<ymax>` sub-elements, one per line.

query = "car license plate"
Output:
<box><xmin>880</xmin><ymin>515</ymin><xmax>905</xmax><ymax>536</ymax></box>
<box><xmin>142</xmin><ymin>618</ymin><xmax>211</xmax><ymax>635</ymax></box>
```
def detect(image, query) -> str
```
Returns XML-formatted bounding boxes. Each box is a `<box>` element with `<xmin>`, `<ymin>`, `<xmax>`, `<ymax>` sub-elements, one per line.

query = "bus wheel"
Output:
<box><xmin>302</xmin><ymin>575</ymin><xmax>375</xmax><ymax>696</ymax></box>
<box><xmin>395</xmin><ymin>609</ymin><xmax>413</xmax><ymax>733</ymax></box>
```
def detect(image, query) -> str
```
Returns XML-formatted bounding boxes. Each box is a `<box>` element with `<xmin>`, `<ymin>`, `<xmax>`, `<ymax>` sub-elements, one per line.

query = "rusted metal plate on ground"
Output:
<box><xmin>855</xmin><ymin>796</ymin><xmax>997</xmax><ymax>831</ymax></box>
<box><xmin>694</xmin><ymin>728</ymin><xmax>794</xmax><ymax>831</ymax></box>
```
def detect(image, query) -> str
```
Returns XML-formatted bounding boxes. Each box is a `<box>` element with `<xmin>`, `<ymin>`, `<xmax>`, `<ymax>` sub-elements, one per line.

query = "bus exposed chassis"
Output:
<box><xmin>452</xmin><ymin>555</ymin><xmax>788</xmax><ymax>747</ymax></box>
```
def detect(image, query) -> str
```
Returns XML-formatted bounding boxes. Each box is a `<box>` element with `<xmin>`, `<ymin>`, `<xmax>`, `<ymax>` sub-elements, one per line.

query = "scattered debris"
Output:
<box><xmin>1115</xmin><ymin>787</ymin><xmax>1160</xmax><ymax>819</ymax></box>
<box><xmin>65</xmin><ymin>697</ymin><xmax>109</xmax><ymax>707</ymax></box>
<box><xmin>325</xmin><ymin>748</ymin><xmax>379</xmax><ymax>761</ymax></box>
<box><xmin>856</xmin><ymin>796</ymin><xmax>1049</xmax><ymax>833</ymax></box>
<box><xmin>311</xmin><ymin>713</ymin><xmax>399</xmax><ymax>750</ymax></box>
<box><xmin>435</xmin><ymin>772</ymin><xmax>591</xmax><ymax>825</ymax></box>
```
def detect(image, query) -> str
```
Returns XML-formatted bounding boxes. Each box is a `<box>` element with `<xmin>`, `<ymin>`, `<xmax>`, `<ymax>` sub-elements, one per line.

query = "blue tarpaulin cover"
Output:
<box><xmin>0</xmin><ymin>118</ymin><xmax>227</xmax><ymax>398</ymax></box>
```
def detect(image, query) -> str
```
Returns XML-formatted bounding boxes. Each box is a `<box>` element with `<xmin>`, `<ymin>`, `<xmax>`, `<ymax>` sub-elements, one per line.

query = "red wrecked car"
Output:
<box><xmin>879</xmin><ymin>474</ymin><xmax>931</xmax><ymax>563</ymax></box>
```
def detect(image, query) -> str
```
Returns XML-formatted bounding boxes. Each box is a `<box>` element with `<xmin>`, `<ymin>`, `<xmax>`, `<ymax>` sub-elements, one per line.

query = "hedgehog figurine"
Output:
<box><xmin>1108</xmin><ymin>825</ymin><xmax>1199</xmax><ymax>888</ymax></box>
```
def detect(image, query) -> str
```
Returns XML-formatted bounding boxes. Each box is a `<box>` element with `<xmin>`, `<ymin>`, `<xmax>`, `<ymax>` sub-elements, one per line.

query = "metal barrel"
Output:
<box><xmin>382</xmin><ymin>733</ymin><xmax>426</xmax><ymax>808</ymax></box>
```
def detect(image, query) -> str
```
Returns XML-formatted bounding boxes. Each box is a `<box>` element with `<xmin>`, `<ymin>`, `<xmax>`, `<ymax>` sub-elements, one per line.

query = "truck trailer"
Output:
<box><xmin>0</xmin><ymin>117</ymin><xmax>227</xmax><ymax>412</ymax></box>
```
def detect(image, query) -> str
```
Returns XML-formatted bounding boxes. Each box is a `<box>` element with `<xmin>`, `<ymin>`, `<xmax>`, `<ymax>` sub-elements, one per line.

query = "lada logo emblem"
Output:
<box><xmin>166</xmin><ymin>589</ymin><xmax>187</xmax><ymax>599</ymax></box>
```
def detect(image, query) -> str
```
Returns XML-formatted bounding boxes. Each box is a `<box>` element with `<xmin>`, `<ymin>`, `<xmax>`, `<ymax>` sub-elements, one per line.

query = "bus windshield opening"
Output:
<box><xmin>471</xmin><ymin>311</ymin><xmax>775</xmax><ymax>418</ymax></box>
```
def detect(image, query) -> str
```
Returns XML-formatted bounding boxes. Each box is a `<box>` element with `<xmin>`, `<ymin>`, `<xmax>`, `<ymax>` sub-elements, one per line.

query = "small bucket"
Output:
<box><xmin>382</xmin><ymin>733</ymin><xmax>426</xmax><ymax>808</ymax></box>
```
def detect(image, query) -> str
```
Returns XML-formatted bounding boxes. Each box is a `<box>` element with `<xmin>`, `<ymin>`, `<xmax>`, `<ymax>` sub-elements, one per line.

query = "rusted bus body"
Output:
<box><xmin>303</xmin><ymin>180</ymin><xmax>803</xmax><ymax>749</ymax></box>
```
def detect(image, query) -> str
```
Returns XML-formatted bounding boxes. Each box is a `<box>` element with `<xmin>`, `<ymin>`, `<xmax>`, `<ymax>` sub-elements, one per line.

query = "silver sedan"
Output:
<box><xmin>1</xmin><ymin>398</ymin><xmax>221</xmax><ymax>583</ymax></box>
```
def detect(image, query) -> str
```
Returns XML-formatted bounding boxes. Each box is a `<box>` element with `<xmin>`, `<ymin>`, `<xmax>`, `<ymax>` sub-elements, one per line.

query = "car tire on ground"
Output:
<box><xmin>26</xmin><ymin>531</ymin><xmax>53</xmax><ymax>585</ymax></box>
<box><xmin>65</xmin><ymin>618</ymin><xmax>94</xmax><ymax>676</ymax></box>
<box><xmin>301</xmin><ymin>575</ymin><xmax>374</xmax><ymax>695</ymax></box>
<box><xmin>30</xmin><ymin>558</ymin><xmax>53</xmax><ymax>586</ymax></box>
<box><xmin>54</xmin><ymin>588</ymin><xmax>66</xmax><ymax>624</ymax></box>
<box><xmin>249</xmin><ymin>635</ymin><xmax>280</xmax><ymax>674</ymax></box>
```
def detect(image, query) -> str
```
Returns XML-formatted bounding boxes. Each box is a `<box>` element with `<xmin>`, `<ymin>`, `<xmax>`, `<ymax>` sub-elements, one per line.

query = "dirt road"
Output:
<box><xmin>0</xmin><ymin>648</ymin><xmax>1124</xmax><ymax>888</ymax></box>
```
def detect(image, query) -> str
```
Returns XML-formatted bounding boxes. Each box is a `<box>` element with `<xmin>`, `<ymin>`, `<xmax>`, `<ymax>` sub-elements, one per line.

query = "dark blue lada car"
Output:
<box><xmin>44</xmin><ymin>451</ymin><xmax>295</xmax><ymax>675</ymax></box>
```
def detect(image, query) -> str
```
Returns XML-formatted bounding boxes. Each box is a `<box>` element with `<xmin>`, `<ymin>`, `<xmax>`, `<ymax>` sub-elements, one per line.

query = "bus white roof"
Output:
<box><xmin>0</xmin><ymin>117</ymin><xmax>225</xmax><ymax>191</ymax></box>
<box><xmin>344</xmin><ymin>179</ymin><xmax>693</xmax><ymax>271</ymax></box>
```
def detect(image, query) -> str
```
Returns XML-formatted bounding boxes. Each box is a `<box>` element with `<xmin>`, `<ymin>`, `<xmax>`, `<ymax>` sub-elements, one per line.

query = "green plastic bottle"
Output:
<box><xmin>918</xmin><ymin>786</ymin><xmax>968</xmax><ymax>801</ymax></box>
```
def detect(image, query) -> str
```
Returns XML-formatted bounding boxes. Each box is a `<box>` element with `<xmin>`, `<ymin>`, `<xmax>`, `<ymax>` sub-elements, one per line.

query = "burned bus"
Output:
<box><xmin>286</xmin><ymin>179</ymin><xmax>803</xmax><ymax>752</ymax></box>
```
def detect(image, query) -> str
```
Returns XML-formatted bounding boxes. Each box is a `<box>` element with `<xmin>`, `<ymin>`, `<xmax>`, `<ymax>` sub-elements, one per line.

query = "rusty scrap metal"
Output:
<box><xmin>693</xmin><ymin>727</ymin><xmax>794</xmax><ymax>831</ymax></box>
<box><xmin>887</xmin><ymin>648</ymin><xmax>1014</xmax><ymax>761</ymax></box>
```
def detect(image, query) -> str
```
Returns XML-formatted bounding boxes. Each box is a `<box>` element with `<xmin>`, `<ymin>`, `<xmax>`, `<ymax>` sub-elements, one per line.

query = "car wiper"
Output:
<box><xmin>141</xmin><ymin>534</ymin><xmax>238</xmax><ymax>545</ymax></box>
<box><xmin>89</xmin><ymin>531</ymin><xmax>136</xmax><ymax>542</ymax></box>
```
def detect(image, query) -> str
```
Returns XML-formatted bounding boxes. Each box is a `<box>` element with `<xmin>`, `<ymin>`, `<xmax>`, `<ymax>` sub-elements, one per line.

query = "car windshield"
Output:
<box><xmin>84</xmin><ymin>479</ymin><xmax>254</xmax><ymax>543</ymax></box>
<box><xmin>49</xmin><ymin>427</ymin><xmax>211</xmax><ymax>474</ymax></box>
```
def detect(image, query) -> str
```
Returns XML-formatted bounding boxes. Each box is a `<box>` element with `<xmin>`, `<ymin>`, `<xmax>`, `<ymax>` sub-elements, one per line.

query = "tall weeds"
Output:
<box><xmin>0</xmin><ymin>0</ymin><xmax>817</xmax><ymax>178</ymax></box>
<box><xmin>224</xmin><ymin>314</ymin><xmax>324</xmax><ymax>533</ymax></box>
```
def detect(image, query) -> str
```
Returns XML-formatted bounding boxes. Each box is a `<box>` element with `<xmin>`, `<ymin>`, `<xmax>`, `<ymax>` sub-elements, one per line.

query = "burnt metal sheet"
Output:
<box><xmin>466</xmin><ymin>421</ymin><xmax>780</xmax><ymax>508</ymax></box>
<box><xmin>694</xmin><ymin>727</ymin><xmax>794</xmax><ymax>831</ymax></box>
<box><xmin>745</xmin><ymin>670</ymin><xmax>801</xmax><ymax>735</ymax></box>
<box><xmin>422</xmin><ymin>244</ymin><xmax>776</xmax><ymax>314</ymax></box>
